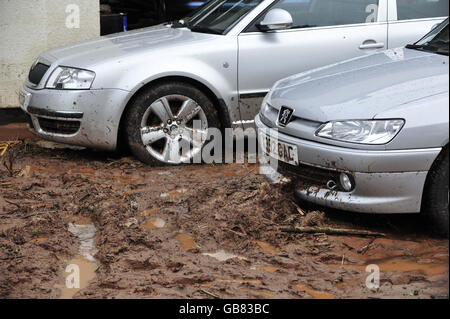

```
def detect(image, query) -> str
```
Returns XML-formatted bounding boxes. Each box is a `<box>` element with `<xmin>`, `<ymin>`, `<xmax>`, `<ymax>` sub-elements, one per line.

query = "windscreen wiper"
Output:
<box><xmin>188</xmin><ymin>25</ymin><xmax>222</xmax><ymax>35</ymax></box>
<box><xmin>406</xmin><ymin>43</ymin><xmax>449</xmax><ymax>55</ymax></box>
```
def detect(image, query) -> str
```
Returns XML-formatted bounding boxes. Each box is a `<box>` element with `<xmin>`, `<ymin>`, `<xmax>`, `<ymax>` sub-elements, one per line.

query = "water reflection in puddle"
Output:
<box><xmin>68</xmin><ymin>223</ymin><xmax>98</xmax><ymax>262</ymax></box>
<box><xmin>56</xmin><ymin>222</ymin><xmax>98</xmax><ymax>299</ymax></box>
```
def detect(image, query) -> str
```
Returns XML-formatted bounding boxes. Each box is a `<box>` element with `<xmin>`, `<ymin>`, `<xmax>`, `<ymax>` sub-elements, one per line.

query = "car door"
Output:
<box><xmin>387</xmin><ymin>0</ymin><xmax>448</xmax><ymax>48</ymax></box>
<box><xmin>237</xmin><ymin>0</ymin><xmax>388</xmax><ymax>124</ymax></box>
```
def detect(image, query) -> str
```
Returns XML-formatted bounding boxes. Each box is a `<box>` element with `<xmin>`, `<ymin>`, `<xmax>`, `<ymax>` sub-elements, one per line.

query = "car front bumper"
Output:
<box><xmin>255</xmin><ymin>115</ymin><xmax>442</xmax><ymax>214</ymax></box>
<box><xmin>19</xmin><ymin>85</ymin><xmax>130</xmax><ymax>151</ymax></box>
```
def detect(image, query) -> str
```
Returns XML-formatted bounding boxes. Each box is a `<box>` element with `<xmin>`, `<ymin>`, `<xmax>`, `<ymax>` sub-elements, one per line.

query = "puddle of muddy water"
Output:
<box><xmin>175</xmin><ymin>233</ymin><xmax>197</xmax><ymax>251</ymax></box>
<box><xmin>55</xmin><ymin>222</ymin><xmax>98</xmax><ymax>299</ymax></box>
<box><xmin>142</xmin><ymin>218</ymin><xmax>166</xmax><ymax>230</ymax></box>
<box><xmin>203</xmin><ymin>250</ymin><xmax>247</xmax><ymax>262</ymax></box>
<box><xmin>57</xmin><ymin>256</ymin><xmax>97</xmax><ymax>299</ymax></box>
<box><xmin>0</xmin><ymin>124</ymin><xmax>34</xmax><ymax>141</ymax></box>
<box><xmin>255</xmin><ymin>241</ymin><xmax>280</xmax><ymax>255</ymax></box>
<box><xmin>360</xmin><ymin>256</ymin><xmax>449</xmax><ymax>276</ymax></box>
<box><xmin>138</xmin><ymin>208</ymin><xmax>159</xmax><ymax>216</ymax></box>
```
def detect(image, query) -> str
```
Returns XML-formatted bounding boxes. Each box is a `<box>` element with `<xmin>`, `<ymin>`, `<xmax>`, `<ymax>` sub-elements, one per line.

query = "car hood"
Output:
<box><xmin>43</xmin><ymin>24</ymin><xmax>219</xmax><ymax>69</ymax></box>
<box><xmin>269</xmin><ymin>48</ymin><xmax>449</xmax><ymax>123</ymax></box>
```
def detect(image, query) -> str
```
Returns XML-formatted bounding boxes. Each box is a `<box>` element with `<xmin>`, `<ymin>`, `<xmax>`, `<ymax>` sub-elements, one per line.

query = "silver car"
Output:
<box><xmin>19</xmin><ymin>0</ymin><xmax>447</xmax><ymax>165</ymax></box>
<box><xmin>256</xmin><ymin>18</ymin><xmax>449</xmax><ymax>235</ymax></box>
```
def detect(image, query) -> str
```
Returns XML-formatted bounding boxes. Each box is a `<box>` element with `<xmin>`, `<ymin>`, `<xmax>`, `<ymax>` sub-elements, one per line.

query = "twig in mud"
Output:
<box><xmin>4</xmin><ymin>199</ymin><xmax>21</xmax><ymax>209</ymax></box>
<box><xmin>357</xmin><ymin>238</ymin><xmax>376</xmax><ymax>255</ymax></box>
<box><xmin>226</xmin><ymin>229</ymin><xmax>247</xmax><ymax>237</ymax></box>
<box><xmin>243</xmin><ymin>191</ymin><xmax>258</xmax><ymax>201</ymax></box>
<box><xmin>79</xmin><ymin>192</ymin><xmax>91</xmax><ymax>202</ymax></box>
<box><xmin>291</xmin><ymin>200</ymin><xmax>305</xmax><ymax>216</ymax></box>
<box><xmin>3</xmin><ymin>158</ymin><xmax>14</xmax><ymax>177</ymax></box>
<box><xmin>342</xmin><ymin>242</ymin><xmax>355</xmax><ymax>251</ymax></box>
<box><xmin>262</xmin><ymin>216</ymin><xmax>276</xmax><ymax>225</ymax></box>
<box><xmin>199</xmin><ymin>289</ymin><xmax>220</xmax><ymax>299</ymax></box>
<box><xmin>281</xmin><ymin>226</ymin><xmax>385</xmax><ymax>237</ymax></box>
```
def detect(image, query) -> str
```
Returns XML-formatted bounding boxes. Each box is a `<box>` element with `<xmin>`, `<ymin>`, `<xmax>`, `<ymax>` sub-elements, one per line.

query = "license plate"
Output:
<box><xmin>19</xmin><ymin>89</ymin><xmax>31</xmax><ymax>110</ymax></box>
<box><xmin>260</xmin><ymin>132</ymin><xmax>299</xmax><ymax>166</ymax></box>
<box><xmin>19</xmin><ymin>92</ymin><xmax>25</xmax><ymax>106</ymax></box>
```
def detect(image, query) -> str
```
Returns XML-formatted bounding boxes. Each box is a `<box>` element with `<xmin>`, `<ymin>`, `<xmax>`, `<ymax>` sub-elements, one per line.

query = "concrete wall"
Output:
<box><xmin>0</xmin><ymin>0</ymin><xmax>100</xmax><ymax>108</ymax></box>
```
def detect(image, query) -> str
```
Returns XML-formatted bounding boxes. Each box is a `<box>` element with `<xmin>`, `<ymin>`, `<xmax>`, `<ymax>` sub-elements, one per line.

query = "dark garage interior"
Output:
<box><xmin>100</xmin><ymin>0</ymin><xmax>208</xmax><ymax>34</ymax></box>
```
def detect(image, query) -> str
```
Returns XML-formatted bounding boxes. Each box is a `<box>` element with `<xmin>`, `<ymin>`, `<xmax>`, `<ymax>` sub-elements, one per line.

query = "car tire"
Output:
<box><xmin>124</xmin><ymin>81</ymin><xmax>221</xmax><ymax>166</ymax></box>
<box><xmin>422</xmin><ymin>146</ymin><xmax>449</xmax><ymax>237</ymax></box>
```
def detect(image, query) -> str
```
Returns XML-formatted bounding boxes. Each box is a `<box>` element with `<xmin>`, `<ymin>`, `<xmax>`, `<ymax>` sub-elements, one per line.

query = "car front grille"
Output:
<box><xmin>38</xmin><ymin>118</ymin><xmax>80</xmax><ymax>135</ymax></box>
<box><xmin>28</xmin><ymin>63</ymin><xmax>50</xmax><ymax>85</ymax></box>
<box><xmin>277</xmin><ymin>161</ymin><xmax>339</xmax><ymax>188</ymax></box>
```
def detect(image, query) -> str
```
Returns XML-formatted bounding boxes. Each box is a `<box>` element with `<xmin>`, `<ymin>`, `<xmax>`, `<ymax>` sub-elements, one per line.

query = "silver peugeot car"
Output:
<box><xmin>19</xmin><ymin>0</ymin><xmax>447</xmax><ymax>165</ymax></box>
<box><xmin>256</xmin><ymin>18</ymin><xmax>449</xmax><ymax>235</ymax></box>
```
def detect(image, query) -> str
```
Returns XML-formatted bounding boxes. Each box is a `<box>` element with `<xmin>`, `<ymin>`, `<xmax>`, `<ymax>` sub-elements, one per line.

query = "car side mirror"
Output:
<box><xmin>257</xmin><ymin>8</ymin><xmax>293</xmax><ymax>32</ymax></box>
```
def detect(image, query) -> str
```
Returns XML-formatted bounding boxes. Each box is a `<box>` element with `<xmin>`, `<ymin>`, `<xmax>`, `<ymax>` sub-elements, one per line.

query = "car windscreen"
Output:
<box><xmin>186</xmin><ymin>0</ymin><xmax>264</xmax><ymax>34</ymax></box>
<box><xmin>407</xmin><ymin>18</ymin><xmax>449</xmax><ymax>56</ymax></box>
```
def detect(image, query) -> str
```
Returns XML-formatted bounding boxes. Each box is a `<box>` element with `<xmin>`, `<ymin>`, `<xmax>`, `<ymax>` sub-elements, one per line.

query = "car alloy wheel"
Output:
<box><xmin>140</xmin><ymin>94</ymin><xmax>208</xmax><ymax>164</ymax></box>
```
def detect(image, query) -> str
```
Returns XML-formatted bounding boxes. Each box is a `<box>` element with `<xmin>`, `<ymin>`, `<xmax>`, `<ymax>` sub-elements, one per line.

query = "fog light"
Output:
<box><xmin>339</xmin><ymin>173</ymin><xmax>354</xmax><ymax>192</ymax></box>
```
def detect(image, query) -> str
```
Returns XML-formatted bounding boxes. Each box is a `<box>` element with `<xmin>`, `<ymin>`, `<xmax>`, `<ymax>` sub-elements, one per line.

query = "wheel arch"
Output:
<box><xmin>117</xmin><ymin>75</ymin><xmax>232</xmax><ymax>151</ymax></box>
<box><xmin>421</xmin><ymin>143</ymin><xmax>449</xmax><ymax>210</ymax></box>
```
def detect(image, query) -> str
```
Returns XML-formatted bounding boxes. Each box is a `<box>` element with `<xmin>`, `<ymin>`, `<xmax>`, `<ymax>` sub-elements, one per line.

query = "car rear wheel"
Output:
<box><xmin>124</xmin><ymin>82</ymin><xmax>220</xmax><ymax>165</ymax></box>
<box><xmin>422</xmin><ymin>146</ymin><xmax>449</xmax><ymax>237</ymax></box>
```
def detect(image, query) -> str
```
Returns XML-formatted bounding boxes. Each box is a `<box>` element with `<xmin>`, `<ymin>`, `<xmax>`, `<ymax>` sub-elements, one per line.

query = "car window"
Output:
<box><xmin>188</xmin><ymin>0</ymin><xmax>264</xmax><ymax>34</ymax></box>
<box><xmin>247</xmin><ymin>0</ymin><xmax>380</xmax><ymax>31</ymax></box>
<box><xmin>396</xmin><ymin>0</ymin><xmax>449</xmax><ymax>21</ymax></box>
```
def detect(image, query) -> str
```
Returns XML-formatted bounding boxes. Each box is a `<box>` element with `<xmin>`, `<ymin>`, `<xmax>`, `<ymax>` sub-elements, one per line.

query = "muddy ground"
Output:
<box><xmin>0</xmin><ymin>126</ymin><xmax>448</xmax><ymax>299</ymax></box>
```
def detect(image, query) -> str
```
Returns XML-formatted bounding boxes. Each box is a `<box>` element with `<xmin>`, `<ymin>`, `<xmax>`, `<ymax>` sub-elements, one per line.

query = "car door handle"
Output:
<box><xmin>359</xmin><ymin>42</ymin><xmax>385</xmax><ymax>50</ymax></box>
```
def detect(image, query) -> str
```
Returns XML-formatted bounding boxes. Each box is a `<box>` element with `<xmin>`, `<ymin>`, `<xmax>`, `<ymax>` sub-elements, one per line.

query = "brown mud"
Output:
<box><xmin>0</xmin><ymin>136</ymin><xmax>448</xmax><ymax>299</ymax></box>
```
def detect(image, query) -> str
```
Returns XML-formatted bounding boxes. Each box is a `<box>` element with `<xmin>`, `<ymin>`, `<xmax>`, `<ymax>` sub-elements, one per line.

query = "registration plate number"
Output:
<box><xmin>260</xmin><ymin>132</ymin><xmax>299</xmax><ymax>166</ymax></box>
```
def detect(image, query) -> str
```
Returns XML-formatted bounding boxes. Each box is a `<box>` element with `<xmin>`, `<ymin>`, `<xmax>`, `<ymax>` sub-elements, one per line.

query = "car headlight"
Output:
<box><xmin>46</xmin><ymin>67</ymin><xmax>95</xmax><ymax>90</ymax></box>
<box><xmin>260</xmin><ymin>93</ymin><xmax>271</xmax><ymax>112</ymax></box>
<box><xmin>316</xmin><ymin>119</ymin><xmax>405</xmax><ymax>145</ymax></box>
<box><xmin>259</xmin><ymin>95</ymin><xmax>277</xmax><ymax>126</ymax></box>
